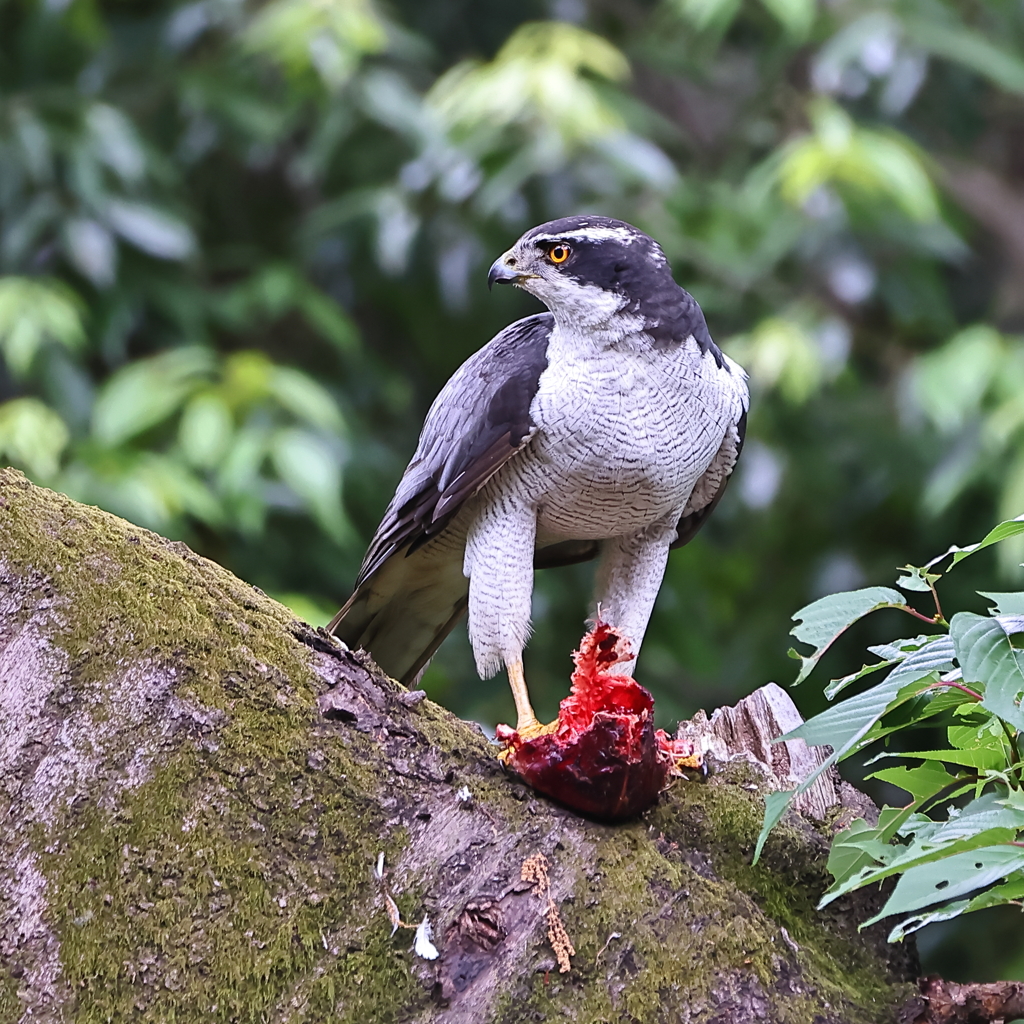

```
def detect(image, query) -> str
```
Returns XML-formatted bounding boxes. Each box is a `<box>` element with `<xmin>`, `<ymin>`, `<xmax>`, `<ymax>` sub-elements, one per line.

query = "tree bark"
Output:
<box><xmin>0</xmin><ymin>468</ymin><xmax>915</xmax><ymax>1023</ymax></box>
<box><xmin>899</xmin><ymin>978</ymin><xmax>1024</xmax><ymax>1024</ymax></box>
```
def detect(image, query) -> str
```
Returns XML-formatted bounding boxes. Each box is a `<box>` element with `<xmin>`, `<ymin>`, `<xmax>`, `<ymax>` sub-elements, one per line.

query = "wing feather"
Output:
<box><xmin>352</xmin><ymin>312</ymin><xmax>553</xmax><ymax>587</ymax></box>
<box><xmin>672</xmin><ymin>404</ymin><xmax>747</xmax><ymax>549</ymax></box>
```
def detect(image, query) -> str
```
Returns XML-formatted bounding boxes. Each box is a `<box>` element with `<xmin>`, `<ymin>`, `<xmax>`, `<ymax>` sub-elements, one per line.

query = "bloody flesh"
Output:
<box><xmin>496</xmin><ymin>622</ymin><xmax>698</xmax><ymax>820</ymax></box>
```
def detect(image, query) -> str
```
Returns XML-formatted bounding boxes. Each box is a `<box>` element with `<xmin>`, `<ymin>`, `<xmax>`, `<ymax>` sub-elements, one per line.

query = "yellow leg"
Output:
<box><xmin>507</xmin><ymin>659</ymin><xmax>557</xmax><ymax>741</ymax></box>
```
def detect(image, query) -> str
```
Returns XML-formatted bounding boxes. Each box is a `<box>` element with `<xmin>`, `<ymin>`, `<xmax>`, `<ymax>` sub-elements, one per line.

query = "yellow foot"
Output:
<box><xmin>496</xmin><ymin>717</ymin><xmax>559</xmax><ymax>762</ymax></box>
<box><xmin>498</xmin><ymin>658</ymin><xmax>557</xmax><ymax>760</ymax></box>
<box><xmin>515</xmin><ymin>717</ymin><xmax>559</xmax><ymax>742</ymax></box>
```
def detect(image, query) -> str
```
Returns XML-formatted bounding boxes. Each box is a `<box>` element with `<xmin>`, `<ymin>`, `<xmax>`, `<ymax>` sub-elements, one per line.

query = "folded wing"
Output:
<box><xmin>329</xmin><ymin>313</ymin><xmax>553</xmax><ymax>683</ymax></box>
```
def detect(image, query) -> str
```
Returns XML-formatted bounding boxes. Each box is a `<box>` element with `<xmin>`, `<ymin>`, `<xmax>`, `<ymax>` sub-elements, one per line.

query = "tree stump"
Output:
<box><xmin>0</xmin><ymin>469</ymin><xmax>915</xmax><ymax>1022</ymax></box>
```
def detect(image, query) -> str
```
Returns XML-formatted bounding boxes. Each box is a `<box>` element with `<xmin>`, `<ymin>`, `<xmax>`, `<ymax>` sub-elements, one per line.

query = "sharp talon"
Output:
<box><xmin>495</xmin><ymin>716</ymin><xmax>559</xmax><ymax>762</ymax></box>
<box><xmin>515</xmin><ymin>718</ymin><xmax>558</xmax><ymax>742</ymax></box>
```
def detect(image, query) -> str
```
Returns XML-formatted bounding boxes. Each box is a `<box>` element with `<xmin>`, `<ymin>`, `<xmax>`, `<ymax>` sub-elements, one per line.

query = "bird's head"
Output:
<box><xmin>487</xmin><ymin>216</ymin><xmax>712</xmax><ymax>351</ymax></box>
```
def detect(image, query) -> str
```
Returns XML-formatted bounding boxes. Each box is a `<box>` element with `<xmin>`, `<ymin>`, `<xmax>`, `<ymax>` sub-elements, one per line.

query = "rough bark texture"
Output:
<box><xmin>898</xmin><ymin>977</ymin><xmax>1024</xmax><ymax>1024</ymax></box>
<box><xmin>0</xmin><ymin>468</ymin><xmax>916</xmax><ymax>1023</ymax></box>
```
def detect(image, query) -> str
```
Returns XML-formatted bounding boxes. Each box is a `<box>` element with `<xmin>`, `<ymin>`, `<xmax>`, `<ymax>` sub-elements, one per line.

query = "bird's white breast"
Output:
<box><xmin>497</xmin><ymin>324</ymin><xmax>739</xmax><ymax>542</ymax></box>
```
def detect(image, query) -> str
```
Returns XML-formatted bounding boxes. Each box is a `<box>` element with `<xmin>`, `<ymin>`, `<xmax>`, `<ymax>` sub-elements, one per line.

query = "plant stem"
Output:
<box><xmin>928</xmin><ymin>579</ymin><xmax>947</xmax><ymax>627</ymax></box>
<box><xmin>998</xmin><ymin>720</ymin><xmax>1023</xmax><ymax>786</ymax></box>
<box><xmin>900</xmin><ymin>604</ymin><xmax>945</xmax><ymax>627</ymax></box>
<box><xmin>929</xmin><ymin>680</ymin><xmax>983</xmax><ymax>701</ymax></box>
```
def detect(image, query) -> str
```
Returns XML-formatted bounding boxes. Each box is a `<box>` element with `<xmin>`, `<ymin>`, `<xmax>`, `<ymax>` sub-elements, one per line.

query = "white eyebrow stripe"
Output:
<box><xmin>529</xmin><ymin>227</ymin><xmax>640</xmax><ymax>245</ymax></box>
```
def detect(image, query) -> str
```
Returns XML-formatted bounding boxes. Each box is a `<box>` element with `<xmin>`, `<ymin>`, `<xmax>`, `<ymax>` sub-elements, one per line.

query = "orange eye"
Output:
<box><xmin>548</xmin><ymin>244</ymin><xmax>571</xmax><ymax>264</ymax></box>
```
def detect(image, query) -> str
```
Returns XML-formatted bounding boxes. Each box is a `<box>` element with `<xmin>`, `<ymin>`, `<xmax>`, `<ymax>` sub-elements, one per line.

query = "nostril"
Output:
<box><xmin>506</xmin><ymin>257</ymin><xmax>517</xmax><ymax>267</ymax></box>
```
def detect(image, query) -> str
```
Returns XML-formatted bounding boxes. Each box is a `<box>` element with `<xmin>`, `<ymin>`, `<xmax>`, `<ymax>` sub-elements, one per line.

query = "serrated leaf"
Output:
<box><xmin>937</xmin><ymin>516</ymin><xmax>1024</xmax><ymax>569</ymax></box>
<box><xmin>882</xmin><ymin>748</ymin><xmax>1004</xmax><ymax>770</ymax></box>
<box><xmin>790</xmin><ymin>586</ymin><xmax>909</xmax><ymax>684</ymax></box>
<box><xmin>878</xmin><ymin>803</ymin><xmax>921</xmax><ymax>842</ymax></box>
<box><xmin>791</xmin><ymin>639</ymin><xmax>953</xmax><ymax>750</ymax></box>
<box><xmin>832</xmin><ymin>636</ymin><xmax>955</xmax><ymax>704</ymax></box>
<box><xmin>980</xmin><ymin>592</ymin><xmax>1024</xmax><ymax>615</ymax></box>
<box><xmin>868</xmin><ymin>763</ymin><xmax>956</xmax><ymax>801</ymax></box>
<box><xmin>855</xmin><ymin>687</ymin><xmax>975</xmax><ymax>753</ymax></box>
<box><xmin>896</xmin><ymin>564</ymin><xmax>941</xmax><ymax>593</ymax></box>
<box><xmin>887</xmin><ymin>871</ymin><xmax>1024</xmax><ymax>942</ymax></box>
<box><xmin>758</xmin><ymin>651</ymin><xmax>953</xmax><ymax>861</ymax></box>
<box><xmin>825</xmin><ymin>824</ymin><xmax>1022</xmax><ymax>910</ymax></box>
<box><xmin>951</xmin><ymin>612</ymin><xmax>1024</xmax><ymax>730</ymax></box>
<box><xmin>1001</xmin><ymin>789</ymin><xmax>1024</xmax><ymax>811</ymax></box>
<box><xmin>915</xmin><ymin>791</ymin><xmax>1024</xmax><ymax>840</ymax></box>
<box><xmin>946</xmin><ymin>715</ymin><xmax>1015</xmax><ymax>769</ymax></box>
<box><xmin>864</xmin><ymin>845</ymin><xmax>1024</xmax><ymax>926</ymax></box>
<box><xmin>825</xmin><ymin>657</ymin><xmax>898</xmax><ymax>700</ymax></box>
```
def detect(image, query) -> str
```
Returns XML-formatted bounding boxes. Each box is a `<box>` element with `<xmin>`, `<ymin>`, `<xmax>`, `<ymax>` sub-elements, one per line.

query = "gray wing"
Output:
<box><xmin>327</xmin><ymin>313</ymin><xmax>554</xmax><ymax>673</ymax></box>
<box><xmin>352</xmin><ymin>312</ymin><xmax>553</xmax><ymax>587</ymax></box>
<box><xmin>672</xmin><ymin>402</ymin><xmax>747</xmax><ymax>549</ymax></box>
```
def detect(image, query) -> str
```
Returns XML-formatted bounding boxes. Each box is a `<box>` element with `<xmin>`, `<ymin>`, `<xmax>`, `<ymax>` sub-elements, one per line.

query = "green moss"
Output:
<box><xmin>0</xmin><ymin>471</ymin><xmax>910</xmax><ymax>1022</ymax></box>
<box><xmin>0</xmin><ymin>971</ymin><xmax>18</xmax><ymax>1023</ymax></box>
<box><xmin>1</xmin><ymin>472</ymin><xmax>431</xmax><ymax>1021</ymax></box>
<box><xmin>654</xmin><ymin>771</ymin><xmax>901</xmax><ymax>1014</ymax></box>
<box><xmin>490</xmin><ymin>772</ymin><xmax>905</xmax><ymax>1023</ymax></box>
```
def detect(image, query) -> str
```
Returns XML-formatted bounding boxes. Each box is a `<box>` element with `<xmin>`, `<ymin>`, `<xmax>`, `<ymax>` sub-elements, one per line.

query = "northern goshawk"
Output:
<box><xmin>329</xmin><ymin>216</ymin><xmax>749</xmax><ymax>737</ymax></box>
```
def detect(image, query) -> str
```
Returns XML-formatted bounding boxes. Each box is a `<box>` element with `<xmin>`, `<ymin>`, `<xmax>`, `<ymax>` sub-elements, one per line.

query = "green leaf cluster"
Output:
<box><xmin>757</xmin><ymin>518</ymin><xmax>1024</xmax><ymax>943</ymax></box>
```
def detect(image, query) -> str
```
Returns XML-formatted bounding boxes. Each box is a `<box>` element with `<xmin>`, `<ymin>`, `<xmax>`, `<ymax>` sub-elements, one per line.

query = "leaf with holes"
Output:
<box><xmin>820</xmin><ymin>807</ymin><xmax>1018</xmax><ymax>908</ymax></box>
<box><xmin>868</xmin><ymin>762</ymin><xmax>956</xmax><ymax>801</ymax></box>
<box><xmin>887</xmin><ymin>871</ymin><xmax>1024</xmax><ymax>941</ymax></box>
<box><xmin>980</xmin><ymin>592</ymin><xmax>1024</xmax><ymax>615</ymax></box>
<box><xmin>863</xmin><ymin>845</ymin><xmax>1024</xmax><ymax>926</ymax></box>
<box><xmin>896</xmin><ymin>565</ymin><xmax>941</xmax><ymax>593</ymax></box>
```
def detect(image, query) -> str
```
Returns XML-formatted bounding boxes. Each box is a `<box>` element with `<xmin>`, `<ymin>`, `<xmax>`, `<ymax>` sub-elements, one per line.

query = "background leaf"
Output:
<box><xmin>92</xmin><ymin>348</ymin><xmax>215</xmax><ymax>447</ymax></box>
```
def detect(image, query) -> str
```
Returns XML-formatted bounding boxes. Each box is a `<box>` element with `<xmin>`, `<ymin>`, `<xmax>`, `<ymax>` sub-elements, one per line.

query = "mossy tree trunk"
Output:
<box><xmin>0</xmin><ymin>469</ymin><xmax>915</xmax><ymax>1023</ymax></box>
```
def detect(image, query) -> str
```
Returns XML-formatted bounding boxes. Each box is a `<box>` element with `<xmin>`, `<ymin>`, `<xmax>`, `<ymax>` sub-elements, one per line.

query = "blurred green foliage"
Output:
<box><xmin>5</xmin><ymin>0</ymin><xmax>1024</xmax><ymax>982</ymax></box>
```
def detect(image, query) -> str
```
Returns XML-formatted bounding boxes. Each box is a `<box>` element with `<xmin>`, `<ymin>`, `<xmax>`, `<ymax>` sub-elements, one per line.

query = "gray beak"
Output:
<box><xmin>487</xmin><ymin>256</ymin><xmax>521</xmax><ymax>290</ymax></box>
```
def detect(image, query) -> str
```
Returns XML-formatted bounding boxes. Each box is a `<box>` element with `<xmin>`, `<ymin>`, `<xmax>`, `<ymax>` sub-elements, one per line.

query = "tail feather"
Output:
<box><xmin>330</xmin><ymin>543</ymin><xmax>469</xmax><ymax>685</ymax></box>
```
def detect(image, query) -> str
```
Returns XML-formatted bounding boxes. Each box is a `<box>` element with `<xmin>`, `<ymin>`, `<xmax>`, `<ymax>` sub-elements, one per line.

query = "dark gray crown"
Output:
<box><xmin>522</xmin><ymin>215</ymin><xmax>722</xmax><ymax>365</ymax></box>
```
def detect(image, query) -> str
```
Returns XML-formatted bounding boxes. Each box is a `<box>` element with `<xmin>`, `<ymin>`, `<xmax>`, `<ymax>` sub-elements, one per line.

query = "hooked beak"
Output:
<box><xmin>487</xmin><ymin>255</ymin><xmax>523</xmax><ymax>290</ymax></box>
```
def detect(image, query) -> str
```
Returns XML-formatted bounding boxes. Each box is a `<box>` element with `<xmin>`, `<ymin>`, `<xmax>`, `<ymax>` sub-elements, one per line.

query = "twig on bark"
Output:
<box><xmin>521</xmin><ymin>853</ymin><xmax>575</xmax><ymax>973</ymax></box>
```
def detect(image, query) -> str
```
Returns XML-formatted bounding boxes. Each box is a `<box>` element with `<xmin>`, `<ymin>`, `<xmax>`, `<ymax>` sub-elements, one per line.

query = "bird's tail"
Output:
<box><xmin>329</xmin><ymin>543</ymin><xmax>469</xmax><ymax>686</ymax></box>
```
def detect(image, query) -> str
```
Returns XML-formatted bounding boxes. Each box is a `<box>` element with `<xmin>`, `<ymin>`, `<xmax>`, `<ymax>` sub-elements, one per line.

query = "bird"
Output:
<box><xmin>329</xmin><ymin>215</ymin><xmax>749</xmax><ymax>739</ymax></box>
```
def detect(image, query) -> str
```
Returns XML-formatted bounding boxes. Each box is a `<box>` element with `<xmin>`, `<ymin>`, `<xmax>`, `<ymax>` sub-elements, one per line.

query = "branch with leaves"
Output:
<box><xmin>757</xmin><ymin>515</ymin><xmax>1024</xmax><ymax>947</ymax></box>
